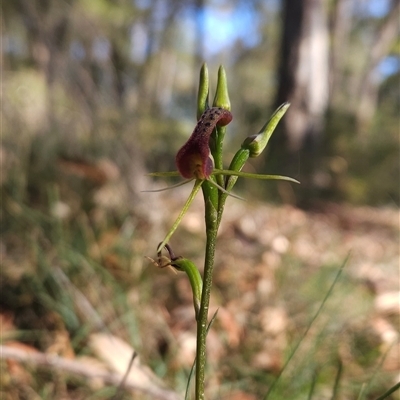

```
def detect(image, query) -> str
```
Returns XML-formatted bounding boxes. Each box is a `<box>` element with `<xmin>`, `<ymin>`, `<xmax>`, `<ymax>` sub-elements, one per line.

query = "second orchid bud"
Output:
<box><xmin>242</xmin><ymin>103</ymin><xmax>290</xmax><ymax>158</ymax></box>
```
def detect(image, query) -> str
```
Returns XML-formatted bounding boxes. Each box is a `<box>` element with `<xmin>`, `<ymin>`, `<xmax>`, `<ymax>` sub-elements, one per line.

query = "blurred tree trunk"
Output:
<box><xmin>267</xmin><ymin>0</ymin><xmax>329</xmax><ymax>205</ymax></box>
<box><xmin>355</xmin><ymin>0</ymin><xmax>400</xmax><ymax>134</ymax></box>
<box><xmin>275</xmin><ymin>0</ymin><xmax>329</xmax><ymax>152</ymax></box>
<box><xmin>329</xmin><ymin>0</ymin><xmax>354</xmax><ymax>104</ymax></box>
<box><xmin>17</xmin><ymin>0</ymin><xmax>73</xmax><ymax>131</ymax></box>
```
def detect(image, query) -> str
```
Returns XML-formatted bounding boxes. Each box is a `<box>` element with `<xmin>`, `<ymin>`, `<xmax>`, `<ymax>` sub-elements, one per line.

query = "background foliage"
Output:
<box><xmin>3</xmin><ymin>0</ymin><xmax>399</xmax><ymax>206</ymax></box>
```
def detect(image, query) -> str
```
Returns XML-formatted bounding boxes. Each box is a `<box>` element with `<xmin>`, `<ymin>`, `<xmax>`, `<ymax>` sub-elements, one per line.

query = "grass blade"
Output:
<box><xmin>263</xmin><ymin>254</ymin><xmax>349</xmax><ymax>399</ymax></box>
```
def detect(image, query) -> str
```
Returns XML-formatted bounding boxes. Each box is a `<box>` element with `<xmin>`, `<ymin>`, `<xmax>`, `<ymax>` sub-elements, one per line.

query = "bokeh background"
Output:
<box><xmin>2</xmin><ymin>0</ymin><xmax>399</xmax><ymax>399</ymax></box>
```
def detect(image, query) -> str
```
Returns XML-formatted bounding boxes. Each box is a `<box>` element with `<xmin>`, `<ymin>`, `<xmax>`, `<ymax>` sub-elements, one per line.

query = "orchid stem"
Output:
<box><xmin>195</xmin><ymin>188</ymin><xmax>220</xmax><ymax>400</ymax></box>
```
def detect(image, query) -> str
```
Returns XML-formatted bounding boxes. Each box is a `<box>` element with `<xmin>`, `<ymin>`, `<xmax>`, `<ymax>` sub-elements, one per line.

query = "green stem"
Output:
<box><xmin>195</xmin><ymin>195</ymin><xmax>219</xmax><ymax>400</ymax></box>
<box><xmin>194</xmin><ymin>149</ymin><xmax>240</xmax><ymax>399</ymax></box>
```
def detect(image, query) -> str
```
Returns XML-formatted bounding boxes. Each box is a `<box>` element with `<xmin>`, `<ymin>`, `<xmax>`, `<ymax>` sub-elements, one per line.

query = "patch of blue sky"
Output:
<box><xmin>70</xmin><ymin>40</ymin><xmax>86</xmax><ymax>60</ymax></box>
<box><xmin>356</xmin><ymin>0</ymin><xmax>392</xmax><ymax>17</ymax></box>
<box><xmin>4</xmin><ymin>35</ymin><xmax>27</xmax><ymax>56</ymax></box>
<box><xmin>378</xmin><ymin>55</ymin><xmax>400</xmax><ymax>77</ymax></box>
<box><xmin>93</xmin><ymin>37</ymin><xmax>110</xmax><ymax>61</ymax></box>
<box><xmin>201</xmin><ymin>3</ymin><xmax>261</xmax><ymax>56</ymax></box>
<box><xmin>135</xmin><ymin>0</ymin><xmax>152</xmax><ymax>10</ymax></box>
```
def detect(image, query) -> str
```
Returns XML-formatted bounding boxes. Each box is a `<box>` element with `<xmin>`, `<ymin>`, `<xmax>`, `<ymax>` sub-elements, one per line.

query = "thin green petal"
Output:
<box><xmin>147</xmin><ymin>171</ymin><xmax>181</xmax><ymax>177</ymax></box>
<box><xmin>213</xmin><ymin>169</ymin><xmax>300</xmax><ymax>184</ymax></box>
<box><xmin>142</xmin><ymin>179</ymin><xmax>194</xmax><ymax>192</ymax></box>
<box><xmin>157</xmin><ymin>179</ymin><xmax>203</xmax><ymax>253</ymax></box>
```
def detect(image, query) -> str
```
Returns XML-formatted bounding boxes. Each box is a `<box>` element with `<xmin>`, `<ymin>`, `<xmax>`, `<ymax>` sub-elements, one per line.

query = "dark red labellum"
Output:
<box><xmin>176</xmin><ymin>107</ymin><xmax>233</xmax><ymax>179</ymax></box>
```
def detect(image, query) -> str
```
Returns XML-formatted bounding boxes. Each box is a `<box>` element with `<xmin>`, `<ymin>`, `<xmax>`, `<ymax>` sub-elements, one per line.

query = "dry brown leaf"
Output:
<box><xmin>174</xmin><ymin>331</ymin><xmax>197</xmax><ymax>368</ymax></box>
<box><xmin>1</xmin><ymin>344</ymin><xmax>181</xmax><ymax>400</ymax></box>
<box><xmin>375</xmin><ymin>291</ymin><xmax>400</xmax><ymax>316</ymax></box>
<box><xmin>88</xmin><ymin>333</ymin><xmax>167</xmax><ymax>391</ymax></box>
<box><xmin>46</xmin><ymin>330</ymin><xmax>75</xmax><ymax>359</ymax></box>
<box><xmin>5</xmin><ymin>342</ymin><xmax>39</xmax><ymax>384</ymax></box>
<box><xmin>58</xmin><ymin>158</ymin><xmax>119</xmax><ymax>185</ymax></box>
<box><xmin>259</xmin><ymin>307</ymin><xmax>288</xmax><ymax>337</ymax></box>
<box><xmin>251</xmin><ymin>346</ymin><xmax>283</xmax><ymax>374</ymax></box>
<box><xmin>382</xmin><ymin>341</ymin><xmax>400</xmax><ymax>372</ymax></box>
<box><xmin>0</xmin><ymin>310</ymin><xmax>16</xmax><ymax>334</ymax></box>
<box><xmin>212</xmin><ymin>306</ymin><xmax>242</xmax><ymax>348</ymax></box>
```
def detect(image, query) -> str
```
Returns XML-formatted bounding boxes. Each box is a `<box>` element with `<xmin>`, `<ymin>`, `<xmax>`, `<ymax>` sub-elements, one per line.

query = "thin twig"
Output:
<box><xmin>0</xmin><ymin>345</ymin><xmax>182</xmax><ymax>400</ymax></box>
<box><xmin>374</xmin><ymin>381</ymin><xmax>400</xmax><ymax>400</ymax></box>
<box><xmin>111</xmin><ymin>350</ymin><xmax>137</xmax><ymax>400</ymax></box>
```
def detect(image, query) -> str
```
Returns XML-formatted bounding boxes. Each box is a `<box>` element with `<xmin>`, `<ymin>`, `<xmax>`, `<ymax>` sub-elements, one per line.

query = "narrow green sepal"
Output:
<box><xmin>157</xmin><ymin>179</ymin><xmax>203</xmax><ymax>252</ymax></box>
<box><xmin>212</xmin><ymin>66</ymin><xmax>231</xmax><ymax>111</ymax></box>
<box><xmin>213</xmin><ymin>169</ymin><xmax>300</xmax><ymax>184</ymax></box>
<box><xmin>147</xmin><ymin>171</ymin><xmax>181</xmax><ymax>177</ymax></box>
<box><xmin>242</xmin><ymin>102</ymin><xmax>290</xmax><ymax>157</ymax></box>
<box><xmin>197</xmin><ymin>63</ymin><xmax>209</xmax><ymax>119</ymax></box>
<box><xmin>142</xmin><ymin>178</ymin><xmax>194</xmax><ymax>193</ymax></box>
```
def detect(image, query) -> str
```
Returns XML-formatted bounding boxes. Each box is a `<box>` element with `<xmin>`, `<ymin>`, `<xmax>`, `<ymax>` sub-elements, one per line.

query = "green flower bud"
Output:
<box><xmin>212</xmin><ymin>66</ymin><xmax>231</xmax><ymax>111</ymax></box>
<box><xmin>242</xmin><ymin>103</ymin><xmax>290</xmax><ymax>157</ymax></box>
<box><xmin>197</xmin><ymin>63</ymin><xmax>209</xmax><ymax>120</ymax></box>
